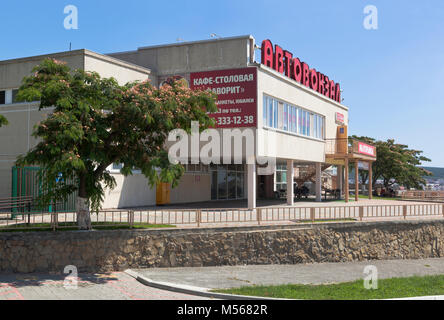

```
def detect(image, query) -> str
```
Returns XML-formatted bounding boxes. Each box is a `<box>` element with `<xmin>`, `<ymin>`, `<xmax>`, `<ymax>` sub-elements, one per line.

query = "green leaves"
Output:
<box><xmin>16</xmin><ymin>58</ymin><xmax>218</xmax><ymax>211</ymax></box>
<box><xmin>350</xmin><ymin>135</ymin><xmax>431</xmax><ymax>189</ymax></box>
<box><xmin>0</xmin><ymin>115</ymin><xmax>7</xmax><ymax>127</ymax></box>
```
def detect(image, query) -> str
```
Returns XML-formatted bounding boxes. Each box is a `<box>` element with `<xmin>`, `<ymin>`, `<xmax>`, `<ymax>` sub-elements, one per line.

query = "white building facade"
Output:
<box><xmin>0</xmin><ymin>35</ymin><xmax>355</xmax><ymax>209</ymax></box>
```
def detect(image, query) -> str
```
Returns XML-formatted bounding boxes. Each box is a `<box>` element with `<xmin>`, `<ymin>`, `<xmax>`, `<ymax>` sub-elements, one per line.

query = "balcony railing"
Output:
<box><xmin>325</xmin><ymin>138</ymin><xmax>377</xmax><ymax>158</ymax></box>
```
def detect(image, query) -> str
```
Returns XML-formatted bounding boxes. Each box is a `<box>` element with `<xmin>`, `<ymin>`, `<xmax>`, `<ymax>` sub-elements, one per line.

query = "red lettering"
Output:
<box><xmin>260</xmin><ymin>40</ymin><xmax>342</xmax><ymax>104</ymax></box>
<box><xmin>335</xmin><ymin>83</ymin><xmax>341</xmax><ymax>102</ymax></box>
<box><xmin>329</xmin><ymin>80</ymin><xmax>336</xmax><ymax>101</ymax></box>
<box><xmin>274</xmin><ymin>45</ymin><xmax>284</xmax><ymax>73</ymax></box>
<box><xmin>324</xmin><ymin>75</ymin><xmax>330</xmax><ymax>97</ymax></box>
<box><xmin>291</xmin><ymin>58</ymin><xmax>302</xmax><ymax>83</ymax></box>
<box><xmin>317</xmin><ymin>72</ymin><xmax>325</xmax><ymax>95</ymax></box>
<box><xmin>301</xmin><ymin>62</ymin><xmax>310</xmax><ymax>87</ymax></box>
<box><xmin>309</xmin><ymin>69</ymin><xmax>318</xmax><ymax>91</ymax></box>
<box><xmin>283</xmin><ymin>51</ymin><xmax>293</xmax><ymax>77</ymax></box>
<box><xmin>261</xmin><ymin>39</ymin><xmax>273</xmax><ymax>68</ymax></box>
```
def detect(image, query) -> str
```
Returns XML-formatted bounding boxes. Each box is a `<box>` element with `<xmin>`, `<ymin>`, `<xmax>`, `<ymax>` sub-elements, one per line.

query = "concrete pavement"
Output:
<box><xmin>132</xmin><ymin>258</ymin><xmax>444</xmax><ymax>289</ymax></box>
<box><xmin>0</xmin><ymin>271</ymin><xmax>209</xmax><ymax>300</ymax></box>
<box><xmin>2</xmin><ymin>258</ymin><xmax>444</xmax><ymax>299</ymax></box>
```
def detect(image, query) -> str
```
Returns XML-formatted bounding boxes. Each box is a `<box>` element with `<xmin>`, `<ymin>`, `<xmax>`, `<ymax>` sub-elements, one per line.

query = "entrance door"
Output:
<box><xmin>210</xmin><ymin>165</ymin><xmax>245</xmax><ymax>200</ymax></box>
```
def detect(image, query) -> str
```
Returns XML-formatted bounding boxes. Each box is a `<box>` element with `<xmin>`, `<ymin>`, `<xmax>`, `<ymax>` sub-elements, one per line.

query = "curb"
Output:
<box><xmin>124</xmin><ymin>269</ymin><xmax>287</xmax><ymax>300</ymax></box>
<box><xmin>385</xmin><ymin>295</ymin><xmax>444</xmax><ymax>300</ymax></box>
<box><xmin>125</xmin><ymin>269</ymin><xmax>444</xmax><ymax>301</ymax></box>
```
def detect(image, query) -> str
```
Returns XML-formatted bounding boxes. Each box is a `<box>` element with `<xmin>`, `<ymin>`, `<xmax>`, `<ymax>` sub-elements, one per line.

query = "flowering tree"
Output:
<box><xmin>350</xmin><ymin>135</ymin><xmax>431</xmax><ymax>190</ymax></box>
<box><xmin>16</xmin><ymin>59</ymin><xmax>217</xmax><ymax>229</ymax></box>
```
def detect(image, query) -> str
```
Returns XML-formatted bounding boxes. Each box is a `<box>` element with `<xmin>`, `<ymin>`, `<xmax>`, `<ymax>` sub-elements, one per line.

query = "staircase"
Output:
<box><xmin>294</xmin><ymin>164</ymin><xmax>332</xmax><ymax>187</ymax></box>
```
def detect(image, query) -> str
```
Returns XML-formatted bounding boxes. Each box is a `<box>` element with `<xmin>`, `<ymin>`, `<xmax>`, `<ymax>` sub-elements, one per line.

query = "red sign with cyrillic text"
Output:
<box><xmin>335</xmin><ymin>112</ymin><xmax>345</xmax><ymax>124</ymax></box>
<box><xmin>358</xmin><ymin>142</ymin><xmax>376</xmax><ymax>157</ymax></box>
<box><xmin>190</xmin><ymin>68</ymin><xmax>257</xmax><ymax>128</ymax></box>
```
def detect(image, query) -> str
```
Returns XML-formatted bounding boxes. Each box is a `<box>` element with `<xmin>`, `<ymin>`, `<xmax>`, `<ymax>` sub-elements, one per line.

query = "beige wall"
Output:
<box><xmin>0</xmin><ymin>52</ymin><xmax>84</xmax><ymax>89</ymax></box>
<box><xmin>84</xmin><ymin>53</ymin><xmax>153</xmax><ymax>85</ymax></box>
<box><xmin>0</xmin><ymin>49</ymin><xmax>152</xmax><ymax>90</ymax></box>
<box><xmin>0</xmin><ymin>103</ymin><xmax>51</xmax><ymax>198</ymax></box>
<box><xmin>1</xmin><ymin>37</ymin><xmax>351</xmax><ymax>207</ymax></box>
<box><xmin>109</xmin><ymin>35</ymin><xmax>253</xmax><ymax>75</ymax></box>
<box><xmin>0</xmin><ymin>50</ymin><xmax>152</xmax><ymax>200</ymax></box>
<box><xmin>170</xmin><ymin>173</ymin><xmax>211</xmax><ymax>204</ymax></box>
<box><xmin>101</xmin><ymin>173</ymin><xmax>156</xmax><ymax>208</ymax></box>
<box><xmin>101</xmin><ymin>172</ymin><xmax>211</xmax><ymax>209</ymax></box>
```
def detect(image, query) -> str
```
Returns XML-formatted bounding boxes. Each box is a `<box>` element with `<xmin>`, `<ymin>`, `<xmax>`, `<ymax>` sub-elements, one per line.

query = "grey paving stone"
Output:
<box><xmin>133</xmin><ymin>257</ymin><xmax>444</xmax><ymax>289</ymax></box>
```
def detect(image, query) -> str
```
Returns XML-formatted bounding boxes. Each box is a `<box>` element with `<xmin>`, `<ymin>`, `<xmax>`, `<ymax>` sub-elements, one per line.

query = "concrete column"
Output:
<box><xmin>337</xmin><ymin>165</ymin><xmax>343</xmax><ymax>200</ymax></box>
<box><xmin>315</xmin><ymin>162</ymin><xmax>322</xmax><ymax>202</ymax></box>
<box><xmin>355</xmin><ymin>161</ymin><xmax>359</xmax><ymax>202</ymax></box>
<box><xmin>286</xmin><ymin>160</ymin><xmax>294</xmax><ymax>206</ymax></box>
<box><xmin>368</xmin><ymin>161</ymin><xmax>373</xmax><ymax>200</ymax></box>
<box><xmin>345</xmin><ymin>159</ymin><xmax>349</xmax><ymax>203</ymax></box>
<box><xmin>247</xmin><ymin>163</ymin><xmax>256</xmax><ymax>209</ymax></box>
<box><xmin>5</xmin><ymin>90</ymin><xmax>12</xmax><ymax>104</ymax></box>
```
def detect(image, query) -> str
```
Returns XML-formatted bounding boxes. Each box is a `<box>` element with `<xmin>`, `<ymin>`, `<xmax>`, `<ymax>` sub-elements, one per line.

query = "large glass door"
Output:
<box><xmin>217</xmin><ymin>166</ymin><xmax>227</xmax><ymax>200</ymax></box>
<box><xmin>211</xmin><ymin>165</ymin><xmax>245</xmax><ymax>200</ymax></box>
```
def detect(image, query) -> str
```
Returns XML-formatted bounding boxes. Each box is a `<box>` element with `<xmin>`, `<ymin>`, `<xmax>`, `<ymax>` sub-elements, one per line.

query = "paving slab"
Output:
<box><xmin>132</xmin><ymin>258</ymin><xmax>444</xmax><ymax>289</ymax></box>
<box><xmin>0</xmin><ymin>271</ymin><xmax>209</xmax><ymax>300</ymax></box>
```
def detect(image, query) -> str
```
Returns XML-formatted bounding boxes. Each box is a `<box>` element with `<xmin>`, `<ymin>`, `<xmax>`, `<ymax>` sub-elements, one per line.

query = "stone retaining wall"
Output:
<box><xmin>1</xmin><ymin>220</ymin><xmax>443</xmax><ymax>273</ymax></box>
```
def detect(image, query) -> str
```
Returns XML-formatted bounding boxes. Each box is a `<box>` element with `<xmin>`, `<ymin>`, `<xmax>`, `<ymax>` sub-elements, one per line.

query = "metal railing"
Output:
<box><xmin>0</xmin><ymin>203</ymin><xmax>443</xmax><ymax>231</ymax></box>
<box><xmin>0</xmin><ymin>210</ymin><xmax>133</xmax><ymax>231</ymax></box>
<box><xmin>0</xmin><ymin>196</ymin><xmax>33</xmax><ymax>213</ymax></box>
<box><xmin>402</xmin><ymin>191</ymin><xmax>444</xmax><ymax>200</ymax></box>
<box><xmin>325</xmin><ymin>138</ymin><xmax>377</xmax><ymax>158</ymax></box>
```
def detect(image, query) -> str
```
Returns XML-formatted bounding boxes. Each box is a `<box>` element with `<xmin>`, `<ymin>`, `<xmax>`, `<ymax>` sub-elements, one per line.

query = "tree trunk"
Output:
<box><xmin>76</xmin><ymin>196</ymin><xmax>91</xmax><ymax>230</ymax></box>
<box><xmin>77</xmin><ymin>174</ymin><xmax>91</xmax><ymax>230</ymax></box>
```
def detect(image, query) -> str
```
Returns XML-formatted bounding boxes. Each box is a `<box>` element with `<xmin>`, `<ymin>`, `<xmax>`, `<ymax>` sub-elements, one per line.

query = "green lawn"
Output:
<box><xmin>0</xmin><ymin>222</ymin><xmax>175</xmax><ymax>232</ymax></box>
<box><xmin>213</xmin><ymin>275</ymin><xmax>444</xmax><ymax>300</ymax></box>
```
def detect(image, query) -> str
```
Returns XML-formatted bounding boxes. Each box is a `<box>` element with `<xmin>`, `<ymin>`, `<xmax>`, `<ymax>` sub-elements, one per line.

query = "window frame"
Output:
<box><xmin>263</xmin><ymin>94</ymin><xmax>325</xmax><ymax>141</ymax></box>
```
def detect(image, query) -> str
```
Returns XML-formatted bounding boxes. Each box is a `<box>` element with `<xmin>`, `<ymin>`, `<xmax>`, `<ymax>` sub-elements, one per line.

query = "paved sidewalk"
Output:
<box><xmin>126</xmin><ymin>198</ymin><xmax>434</xmax><ymax>210</ymax></box>
<box><xmin>133</xmin><ymin>258</ymin><xmax>444</xmax><ymax>289</ymax></box>
<box><xmin>0</xmin><ymin>271</ymin><xmax>209</xmax><ymax>300</ymax></box>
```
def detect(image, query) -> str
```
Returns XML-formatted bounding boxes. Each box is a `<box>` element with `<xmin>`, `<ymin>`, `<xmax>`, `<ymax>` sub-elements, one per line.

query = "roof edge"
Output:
<box><xmin>0</xmin><ymin>49</ymin><xmax>152</xmax><ymax>75</ymax></box>
<box><xmin>109</xmin><ymin>35</ymin><xmax>254</xmax><ymax>56</ymax></box>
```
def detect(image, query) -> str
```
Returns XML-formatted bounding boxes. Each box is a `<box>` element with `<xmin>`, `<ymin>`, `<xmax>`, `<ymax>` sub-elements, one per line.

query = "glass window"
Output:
<box><xmin>210</xmin><ymin>165</ymin><xmax>245</xmax><ymax>200</ymax></box>
<box><xmin>262</xmin><ymin>94</ymin><xmax>324</xmax><ymax>139</ymax></box>
<box><xmin>211</xmin><ymin>171</ymin><xmax>217</xmax><ymax>200</ymax></box>
<box><xmin>236</xmin><ymin>172</ymin><xmax>244</xmax><ymax>198</ymax></box>
<box><xmin>268</xmin><ymin>97</ymin><xmax>273</xmax><ymax>127</ymax></box>
<box><xmin>306</xmin><ymin>111</ymin><xmax>310</xmax><ymax>136</ymax></box>
<box><xmin>320</xmin><ymin>116</ymin><xmax>324</xmax><ymax>139</ymax></box>
<box><xmin>292</xmin><ymin>106</ymin><xmax>298</xmax><ymax>133</ymax></box>
<box><xmin>283</xmin><ymin>104</ymin><xmax>288</xmax><ymax>131</ymax></box>
<box><xmin>278</xmin><ymin>102</ymin><xmax>283</xmax><ymax>129</ymax></box>
<box><xmin>273</xmin><ymin>100</ymin><xmax>278</xmax><ymax>128</ymax></box>
<box><xmin>288</xmin><ymin>106</ymin><xmax>292</xmax><ymax>132</ymax></box>
<box><xmin>228</xmin><ymin>171</ymin><xmax>237</xmax><ymax>199</ymax></box>
<box><xmin>263</xmin><ymin>96</ymin><xmax>268</xmax><ymax>126</ymax></box>
<box><xmin>298</xmin><ymin>109</ymin><xmax>302</xmax><ymax>135</ymax></box>
<box><xmin>275</xmin><ymin>165</ymin><xmax>287</xmax><ymax>191</ymax></box>
<box><xmin>313</xmin><ymin>115</ymin><xmax>318</xmax><ymax>138</ymax></box>
<box><xmin>0</xmin><ymin>91</ymin><xmax>5</xmax><ymax>105</ymax></box>
<box><xmin>217</xmin><ymin>167</ymin><xmax>227</xmax><ymax>199</ymax></box>
<box><xmin>112</xmin><ymin>163</ymin><xmax>123</xmax><ymax>171</ymax></box>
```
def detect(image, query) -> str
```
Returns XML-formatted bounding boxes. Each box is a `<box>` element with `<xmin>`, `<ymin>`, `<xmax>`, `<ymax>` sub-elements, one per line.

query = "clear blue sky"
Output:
<box><xmin>1</xmin><ymin>0</ymin><xmax>444</xmax><ymax>166</ymax></box>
